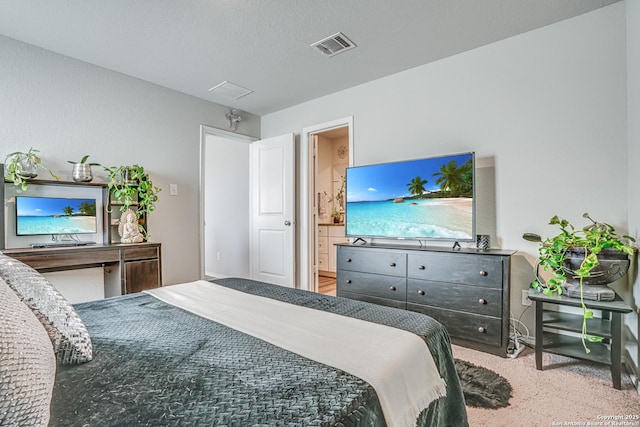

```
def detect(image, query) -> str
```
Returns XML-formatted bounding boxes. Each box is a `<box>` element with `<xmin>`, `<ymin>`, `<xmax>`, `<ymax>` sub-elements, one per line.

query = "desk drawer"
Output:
<box><xmin>14</xmin><ymin>250</ymin><xmax>120</xmax><ymax>270</ymax></box>
<box><xmin>123</xmin><ymin>246</ymin><xmax>159</xmax><ymax>261</ymax></box>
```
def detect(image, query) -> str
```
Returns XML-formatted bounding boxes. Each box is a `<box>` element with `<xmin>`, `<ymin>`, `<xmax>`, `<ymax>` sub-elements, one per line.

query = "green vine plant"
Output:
<box><xmin>527</xmin><ymin>213</ymin><xmax>635</xmax><ymax>353</ymax></box>
<box><xmin>104</xmin><ymin>164</ymin><xmax>161</xmax><ymax>238</ymax></box>
<box><xmin>67</xmin><ymin>155</ymin><xmax>101</xmax><ymax>166</ymax></box>
<box><xmin>4</xmin><ymin>147</ymin><xmax>60</xmax><ymax>190</ymax></box>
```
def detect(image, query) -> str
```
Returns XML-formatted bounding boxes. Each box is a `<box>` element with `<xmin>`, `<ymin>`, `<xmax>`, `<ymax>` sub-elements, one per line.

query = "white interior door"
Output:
<box><xmin>250</xmin><ymin>133</ymin><xmax>295</xmax><ymax>287</ymax></box>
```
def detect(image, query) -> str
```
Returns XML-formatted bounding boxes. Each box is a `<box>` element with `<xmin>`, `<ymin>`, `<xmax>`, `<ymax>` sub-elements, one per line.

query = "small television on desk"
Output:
<box><xmin>345</xmin><ymin>152</ymin><xmax>475</xmax><ymax>243</ymax></box>
<box><xmin>16</xmin><ymin>196</ymin><xmax>98</xmax><ymax>236</ymax></box>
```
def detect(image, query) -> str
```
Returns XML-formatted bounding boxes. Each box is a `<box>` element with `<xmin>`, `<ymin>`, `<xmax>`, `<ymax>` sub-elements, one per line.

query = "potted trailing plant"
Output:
<box><xmin>105</xmin><ymin>164</ymin><xmax>161</xmax><ymax>238</ymax></box>
<box><xmin>4</xmin><ymin>147</ymin><xmax>60</xmax><ymax>190</ymax></box>
<box><xmin>524</xmin><ymin>213</ymin><xmax>635</xmax><ymax>352</ymax></box>
<box><xmin>68</xmin><ymin>155</ymin><xmax>101</xmax><ymax>182</ymax></box>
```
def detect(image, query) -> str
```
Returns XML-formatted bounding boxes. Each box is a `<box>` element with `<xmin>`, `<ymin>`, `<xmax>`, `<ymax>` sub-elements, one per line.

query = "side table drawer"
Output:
<box><xmin>407</xmin><ymin>252</ymin><xmax>503</xmax><ymax>288</ymax></box>
<box><xmin>407</xmin><ymin>279</ymin><xmax>502</xmax><ymax>317</ymax></box>
<box><xmin>337</xmin><ymin>270</ymin><xmax>406</xmax><ymax>302</ymax></box>
<box><xmin>337</xmin><ymin>246</ymin><xmax>406</xmax><ymax>277</ymax></box>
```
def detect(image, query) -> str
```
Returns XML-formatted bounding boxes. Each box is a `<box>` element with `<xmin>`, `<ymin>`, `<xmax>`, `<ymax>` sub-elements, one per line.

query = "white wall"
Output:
<box><xmin>626</xmin><ymin>0</ymin><xmax>640</xmax><ymax>373</ymax></box>
<box><xmin>204</xmin><ymin>134</ymin><xmax>251</xmax><ymax>278</ymax></box>
<box><xmin>262</xmin><ymin>4</ymin><xmax>628</xmax><ymax>338</ymax></box>
<box><xmin>0</xmin><ymin>34</ymin><xmax>260</xmax><ymax>286</ymax></box>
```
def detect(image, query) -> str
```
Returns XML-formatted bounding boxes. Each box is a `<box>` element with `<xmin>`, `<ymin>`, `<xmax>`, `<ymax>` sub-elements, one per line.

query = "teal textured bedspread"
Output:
<box><xmin>50</xmin><ymin>278</ymin><xmax>467</xmax><ymax>426</ymax></box>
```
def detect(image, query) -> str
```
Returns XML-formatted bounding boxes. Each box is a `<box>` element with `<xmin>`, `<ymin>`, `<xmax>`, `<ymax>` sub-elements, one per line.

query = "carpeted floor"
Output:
<box><xmin>452</xmin><ymin>344</ymin><xmax>640</xmax><ymax>427</ymax></box>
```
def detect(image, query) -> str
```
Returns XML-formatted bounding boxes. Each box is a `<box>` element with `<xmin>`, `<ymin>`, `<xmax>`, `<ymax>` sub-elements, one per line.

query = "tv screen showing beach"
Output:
<box><xmin>345</xmin><ymin>152</ymin><xmax>475</xmax><ymax>241</ymax></box>
<box><xmin>16</xmin><ymin>196</ymin><xmax>98</xmax><ymax>236</ymax></box>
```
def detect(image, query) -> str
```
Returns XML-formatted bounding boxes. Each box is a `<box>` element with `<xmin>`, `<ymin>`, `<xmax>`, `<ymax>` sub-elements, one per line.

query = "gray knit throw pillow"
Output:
<box><xmin>0</xmin><ymin>252</ymin><xmax>93</xmax><ymax>364</ymax></box>
<box><xmin>0</xmin><ymin>275</ymin><xmax>56</xmax><ymax>426</ymax></box>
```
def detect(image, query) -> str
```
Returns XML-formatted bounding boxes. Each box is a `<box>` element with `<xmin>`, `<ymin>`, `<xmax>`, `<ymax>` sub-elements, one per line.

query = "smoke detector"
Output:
<box><xmin>311</xmin><ymin>32</ymin><xmax>356</xmax><ymax>57</ymax></box>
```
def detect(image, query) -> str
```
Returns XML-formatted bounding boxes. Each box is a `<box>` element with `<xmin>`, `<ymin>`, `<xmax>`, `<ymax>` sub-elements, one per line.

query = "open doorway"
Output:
<box><xmin>299</xmin><ymin>117</ymin><xmax>353</xmax><ymax>294</ymax></box>
<box><xmin>199</xmin><ymin>125</ymin><xmax>256</xmax><ymax>280</ymax></box>
<box><xmin>314</xmin><ymin>127</ymin><xmax>349</xmax><ymax>296</ymax></box>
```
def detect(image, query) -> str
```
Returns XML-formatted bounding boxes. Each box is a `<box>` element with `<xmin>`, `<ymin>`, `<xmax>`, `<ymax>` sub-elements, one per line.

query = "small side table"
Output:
<box><xmin>528</xmin><ymin>289</ymin><xmax>632</xmax><ymax>389</ymax></box>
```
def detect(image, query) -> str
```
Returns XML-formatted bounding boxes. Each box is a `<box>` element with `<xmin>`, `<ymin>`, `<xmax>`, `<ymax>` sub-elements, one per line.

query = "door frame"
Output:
<box><xmin>199</xmin><ymin>125</ymin><xmax>257</xmax><ymax>280</ymax></box>
<box><xmin>299</xmin><ymin>116</ymin><xmax>354</xmax><ymax>292</ymax></box>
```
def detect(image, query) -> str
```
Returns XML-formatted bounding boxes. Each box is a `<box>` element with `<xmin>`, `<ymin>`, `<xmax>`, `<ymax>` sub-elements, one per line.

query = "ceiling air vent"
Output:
<box><xmin>208</xmin><ymin>81</ymin><xmax>253</xmax><ymax>100</ymax></box>
<box><xmin>311</xmin><ymin>32</ymin><xmax>356</xmax><ymax>57</ymax></box>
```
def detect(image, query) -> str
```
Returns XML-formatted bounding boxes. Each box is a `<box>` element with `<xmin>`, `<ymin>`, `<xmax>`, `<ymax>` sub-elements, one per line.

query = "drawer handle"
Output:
<box><xmin>478</xmin><ymin>298</ymin><xmax>486</xmax><ymax>305</ymax></box>
<box><xmin>418</xmin><ymin>265</ymin><xmax>426</xmax><ymax>270</ymax></box>
<box><xmin>390</xmin><ymin>262</ymin><xmax>396</xmax><ymax>267</ymax></box>
<box><xmin>418</xmin><ymin>290</ymin><xmax>425</xmax><ymax>296</ymax></box>
<box><xmin>345</xmin><ymin>279</ymin><xmax>352</xmax><ymax>284</ymax></box>
<box><xmin>478</xmin><ymin>327</ymin><xmax>486</xmax><ymax>333</ymax></box>
<box><xmin>389</xmin><ymin>286</ymin><xmax>396</xmax><ymax>291</ymax></box>
<box><xmin>479</xmin><ymin>270</ymin><xmax>488</xmax><ymax>277</ymax></box>
<box><xmin>346</xmin><ymin>258</ymin><xmax>352</xmax><ymax>263</ymax></box>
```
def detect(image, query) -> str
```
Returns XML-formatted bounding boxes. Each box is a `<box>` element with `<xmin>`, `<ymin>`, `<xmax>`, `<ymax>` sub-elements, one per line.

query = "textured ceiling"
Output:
<box><xmin>0</xmin><ymin>0</ymin><xmax>619</xmax><ymax>116</ymax></box>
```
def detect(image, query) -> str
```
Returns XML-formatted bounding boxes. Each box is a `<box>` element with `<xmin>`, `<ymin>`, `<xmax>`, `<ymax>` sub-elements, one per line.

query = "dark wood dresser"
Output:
<box><xmin>336</xmin><ymin>243</ymin><xmax>514</xmax><ymax>356</ymax></box>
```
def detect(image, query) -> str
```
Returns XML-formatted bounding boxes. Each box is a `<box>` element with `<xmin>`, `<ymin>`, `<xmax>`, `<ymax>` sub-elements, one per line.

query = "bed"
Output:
<box><xmin>0</xmin><ymin>253</ymin><xmax>468</xmax><ymax>427</ymax></box>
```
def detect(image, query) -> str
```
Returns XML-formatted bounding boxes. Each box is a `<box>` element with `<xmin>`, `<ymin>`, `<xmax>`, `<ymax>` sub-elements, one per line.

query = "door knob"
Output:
<box><xmin>284</xmin><ymin>220</ymin><xmax>292</xmax><ymax>226</ymax></box>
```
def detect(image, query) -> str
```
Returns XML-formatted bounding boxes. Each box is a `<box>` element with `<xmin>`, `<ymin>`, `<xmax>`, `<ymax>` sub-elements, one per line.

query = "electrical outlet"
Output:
<box><xmin>521</xmin><ymin>289</ymin><xmax>532</xmax><ymax>306</ymax></box>
<box><xmin>169</xmin><ymin>184</ymin><xmax>178</xmax><ymax>196</ymax></box>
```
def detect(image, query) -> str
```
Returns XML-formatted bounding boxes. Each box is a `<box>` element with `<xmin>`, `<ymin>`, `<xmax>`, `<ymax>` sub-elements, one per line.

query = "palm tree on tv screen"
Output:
<box><xmin>79</xmin><ymin>201</ymin><xmax>96</xmax><ymax>216</ymax></box>
<box><xmin>406</xmin><ymin>176</ymin><xmax>428</xmax><ymax>197</ymax></box>
<box><xmin>433</xmin><ymin>159</ymin><xmax>473</xmax><ymax>197</ymax></box>
<box><xmin>63</xmin><ymin>206</ymin><xmax>74</xmax><ymax>216</ymax></box>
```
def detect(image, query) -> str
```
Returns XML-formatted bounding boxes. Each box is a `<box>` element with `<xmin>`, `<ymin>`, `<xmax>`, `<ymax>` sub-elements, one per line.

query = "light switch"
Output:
<box><xmin>169</xmin><ymin>184</ymin><xmax>178</xmax><ymax>196</ymax></box>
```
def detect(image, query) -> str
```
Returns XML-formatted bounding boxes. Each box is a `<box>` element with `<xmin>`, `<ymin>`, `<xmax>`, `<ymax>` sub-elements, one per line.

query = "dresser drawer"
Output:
<box><xmin>337</xmin><ymin>270</ymin><xmax>406</xmax><ymax>302</ymax></box>
<box><xmin>407</xmin><ymin>252</ymin><xmax>503</xmax><ymax>288</ymax></box>
<box><xmin>338</xmin><ymin>290</ymin><xmax>406</xmax><ymax>310</ymax></box>
<box><xmin>407</xmin><ymin>279</ymin><xmax>502</xmax><ymax>317</ymax></box>
<box><xmin>407</xmin><ymin>303</ymin><xmax>503</xmax><ymax>347</ymax></box>
<box><xmin>337</xmin><ymin>246</ymin><xmax>406</xmax><ymax>277</ymax></box>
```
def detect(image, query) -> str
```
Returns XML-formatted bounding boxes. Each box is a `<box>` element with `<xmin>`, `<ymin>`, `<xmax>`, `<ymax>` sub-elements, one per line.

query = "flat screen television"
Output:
<box><xmin>16</xmin><ymin>196</ymin><xmax>98</xmax><ymax>236</ymax></box>
<box><xmin>345</xmin><ymin>152</ymin><xmax>475</xmax><ymax>242</ymax></box>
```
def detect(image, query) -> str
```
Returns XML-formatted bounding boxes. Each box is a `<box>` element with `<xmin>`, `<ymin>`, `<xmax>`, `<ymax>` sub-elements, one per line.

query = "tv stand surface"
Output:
<box><xmin>30</xmin><ymin>241</ymin><xmax>97</xmax><ymax>248</ymax></box>
<box><xmin>336</xmin><ymin>242</ymin><xmax>514</xmax><ymax>356</ymax></box>
<box><xmin>2</xmin><ymin>242</ymin><xmax>162</xmax><ymax>296</ymax></box>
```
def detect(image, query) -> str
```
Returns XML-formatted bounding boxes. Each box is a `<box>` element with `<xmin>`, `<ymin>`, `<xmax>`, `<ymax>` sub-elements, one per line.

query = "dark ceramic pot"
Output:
<box><xmin>562</xmin><ymin>247</ymin><xmax>630</xmax><ymax>286</ymax></box>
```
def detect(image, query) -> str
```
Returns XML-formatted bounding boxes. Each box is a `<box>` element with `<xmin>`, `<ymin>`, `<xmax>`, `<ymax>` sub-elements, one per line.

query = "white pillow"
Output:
<box><xmin>0</xmin><ymin>275</ymin><xmax>56</xmax><ymax>426</ymax></box>
<box><xmin>0</xmin><ymin>252</ymin><xmax>93</xmax><ymax>364</ymax></box>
